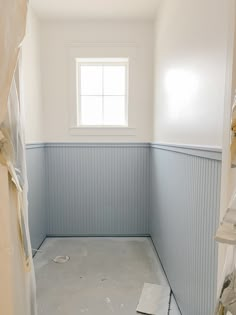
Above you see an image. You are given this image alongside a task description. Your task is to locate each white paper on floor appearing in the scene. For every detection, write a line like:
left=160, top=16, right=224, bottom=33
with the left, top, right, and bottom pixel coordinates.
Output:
left=137, top=283, right=171, bottom=315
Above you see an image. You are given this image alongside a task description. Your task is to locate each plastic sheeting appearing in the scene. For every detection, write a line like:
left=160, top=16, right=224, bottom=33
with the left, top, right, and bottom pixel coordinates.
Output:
left=215, top=246, right=236, bottom=314
left=231, top=94, right=236, bottom=167
left=0, top=0, right=27, bottom=125
left=0, top=1, right=37, bottom=315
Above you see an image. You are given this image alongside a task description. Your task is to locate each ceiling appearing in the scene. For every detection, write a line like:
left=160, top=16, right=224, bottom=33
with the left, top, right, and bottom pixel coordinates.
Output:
left=31, top=0, right=161, bottom=20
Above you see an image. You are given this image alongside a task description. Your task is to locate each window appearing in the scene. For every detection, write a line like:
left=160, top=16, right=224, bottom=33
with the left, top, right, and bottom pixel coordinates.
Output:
left=76, top=58, right=128, bottom=127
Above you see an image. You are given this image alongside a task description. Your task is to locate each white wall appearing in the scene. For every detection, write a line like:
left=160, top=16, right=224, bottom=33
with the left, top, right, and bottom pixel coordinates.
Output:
left=153, top=0, right=235, bottom=295
left=153, top=0, right=232, bottom=147
left=40, top=20, right=154, bottom=142
left=22, top=7, right=43, bottom=144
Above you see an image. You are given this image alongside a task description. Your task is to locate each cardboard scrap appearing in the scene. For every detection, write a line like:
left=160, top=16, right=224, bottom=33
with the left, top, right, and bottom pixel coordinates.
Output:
left=137, top=283, right=170, bottom=315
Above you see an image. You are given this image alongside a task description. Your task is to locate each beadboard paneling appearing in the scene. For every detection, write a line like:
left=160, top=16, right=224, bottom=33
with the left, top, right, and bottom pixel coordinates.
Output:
left=45, top=143, right=150, bottom=236
left=26, top=141, right=222, bottom=315
left=26, top=144, right=46, bottom=254
left=150, top=145, right=221, bottom=315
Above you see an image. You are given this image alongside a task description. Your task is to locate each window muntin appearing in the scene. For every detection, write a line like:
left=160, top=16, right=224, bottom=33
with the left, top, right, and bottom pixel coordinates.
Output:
left=76, top=58, right=128, bottom=127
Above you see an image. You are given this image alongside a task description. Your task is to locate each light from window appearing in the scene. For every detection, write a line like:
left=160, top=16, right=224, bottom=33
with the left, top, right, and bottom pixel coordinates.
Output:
left=76, top=58, right=128, bottom=126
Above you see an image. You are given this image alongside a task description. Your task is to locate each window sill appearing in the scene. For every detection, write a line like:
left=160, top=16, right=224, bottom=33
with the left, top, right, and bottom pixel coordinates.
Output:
left=69, top=126, right=136, bottom=136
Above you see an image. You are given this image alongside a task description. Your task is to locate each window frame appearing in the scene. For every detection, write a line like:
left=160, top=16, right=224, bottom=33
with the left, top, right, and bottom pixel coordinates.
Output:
left=76, top=58, right=129, bottom=128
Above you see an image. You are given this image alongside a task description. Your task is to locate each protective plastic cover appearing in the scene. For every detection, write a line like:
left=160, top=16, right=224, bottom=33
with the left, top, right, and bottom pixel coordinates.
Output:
left=0, top=1, right=37, bottom=315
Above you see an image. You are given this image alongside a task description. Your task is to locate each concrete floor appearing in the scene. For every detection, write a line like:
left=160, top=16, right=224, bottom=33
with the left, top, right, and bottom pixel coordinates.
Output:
left=34, top=237, right=180, bottom=315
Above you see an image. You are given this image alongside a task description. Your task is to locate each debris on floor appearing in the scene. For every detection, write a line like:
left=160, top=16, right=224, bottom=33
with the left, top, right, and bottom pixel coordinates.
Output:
left=35, top=238, right=181, bottom=315
left=53, top=255, right=70, bottom=263
left=136, top=283, right=171, bottom=315
left=105, top=297, right=114, bottom=313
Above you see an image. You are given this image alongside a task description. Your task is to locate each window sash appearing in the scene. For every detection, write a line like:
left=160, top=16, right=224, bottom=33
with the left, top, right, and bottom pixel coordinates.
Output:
left=76, top=60, right=128, bottom=127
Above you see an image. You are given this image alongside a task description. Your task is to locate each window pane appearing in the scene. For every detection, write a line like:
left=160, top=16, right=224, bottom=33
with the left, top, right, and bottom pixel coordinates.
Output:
left=80, top=66, right=102, bottom=95
left=80, top=96, right=103, bottom=125
left=103, top=66, right=126, bottom=95
left=103, top=96, right=126, bottom=125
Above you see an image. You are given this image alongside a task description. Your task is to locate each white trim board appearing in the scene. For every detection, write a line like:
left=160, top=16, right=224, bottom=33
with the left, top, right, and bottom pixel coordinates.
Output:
left=25, top=142, right=223, bottom=161
left=151, top=142, right=222, bottom=161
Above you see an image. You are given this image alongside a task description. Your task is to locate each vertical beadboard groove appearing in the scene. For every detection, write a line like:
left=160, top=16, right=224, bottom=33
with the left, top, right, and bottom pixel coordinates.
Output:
left=26, top=142, right=221, bottom=314
left=26, top=145, right=46, bottom=252
left=45, top=143, right=150, bottom=235
left=150, top=146, right=221, bottom=315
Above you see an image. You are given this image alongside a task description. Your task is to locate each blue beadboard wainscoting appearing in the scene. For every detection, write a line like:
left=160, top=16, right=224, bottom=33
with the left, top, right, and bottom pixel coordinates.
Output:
left=26, top=144, right=47, bottom=254
left=26, top=143, right=150, bottom=238
left=45, top=143, right=150, bottom=236
left=150, top=143, right=222, bottom=315
left=26, top=142, right=222, bottom=315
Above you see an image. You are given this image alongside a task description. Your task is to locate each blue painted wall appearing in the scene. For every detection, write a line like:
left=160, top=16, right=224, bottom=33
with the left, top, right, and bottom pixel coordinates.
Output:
left=150, top=144, right=221, bottom=315
left=45, top=143, right=150, bottom=235
left=26, top=143, right=150, bottom=239
left=26, top=144, right=46, bottom=254
left=26, top=142, right=222, bottom=314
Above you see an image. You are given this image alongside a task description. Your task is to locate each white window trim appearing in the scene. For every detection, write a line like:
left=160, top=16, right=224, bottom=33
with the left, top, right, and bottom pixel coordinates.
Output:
left=69, top=126, right=136, bottom=136
left=68, top=43, right=137, bottom=137
left=76, top=58, right=129, bottom=128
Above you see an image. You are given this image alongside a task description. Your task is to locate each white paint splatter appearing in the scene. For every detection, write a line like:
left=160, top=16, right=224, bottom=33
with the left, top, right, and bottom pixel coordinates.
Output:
left=105, top=297, right=114, bottom=313
left=80, top=308, right=89, bottom=313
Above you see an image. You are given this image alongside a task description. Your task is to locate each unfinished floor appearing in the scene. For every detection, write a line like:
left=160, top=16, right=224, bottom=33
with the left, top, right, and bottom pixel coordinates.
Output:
left=34, top=237, right=180, bottom=315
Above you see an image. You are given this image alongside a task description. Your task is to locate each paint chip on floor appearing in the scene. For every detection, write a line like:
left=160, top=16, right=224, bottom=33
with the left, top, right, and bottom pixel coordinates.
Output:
left=137, top=283, right=170, bottom=315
